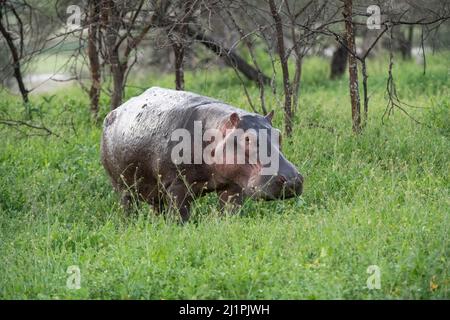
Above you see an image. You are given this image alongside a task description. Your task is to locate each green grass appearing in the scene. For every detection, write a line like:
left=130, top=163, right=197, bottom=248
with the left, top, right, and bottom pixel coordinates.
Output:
left=0, top=52, right=449, bottom=299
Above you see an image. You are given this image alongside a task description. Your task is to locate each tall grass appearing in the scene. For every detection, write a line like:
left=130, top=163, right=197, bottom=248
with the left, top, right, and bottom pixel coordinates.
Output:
left=0, top=52, right=449, bottom=299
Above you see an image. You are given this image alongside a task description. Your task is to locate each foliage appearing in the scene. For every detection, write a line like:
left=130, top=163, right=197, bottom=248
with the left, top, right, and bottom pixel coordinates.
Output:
left=0, top=53, right=449, bottom=299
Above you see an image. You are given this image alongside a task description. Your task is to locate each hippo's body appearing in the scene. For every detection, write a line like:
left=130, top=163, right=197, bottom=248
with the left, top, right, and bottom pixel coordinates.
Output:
left=101, top=87, right=303, bottom=221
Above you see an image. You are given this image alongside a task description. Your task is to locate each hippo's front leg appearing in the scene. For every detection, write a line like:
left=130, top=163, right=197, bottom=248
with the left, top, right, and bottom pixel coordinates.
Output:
left=120, top=190, right=141, bottom=215
left=166, top=182, right=192, bottom=223
left=218, top=186, right=243, bottom=213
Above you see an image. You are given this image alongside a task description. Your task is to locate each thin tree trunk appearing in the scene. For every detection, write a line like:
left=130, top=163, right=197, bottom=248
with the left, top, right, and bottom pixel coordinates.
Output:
left=405, top=25, right=414, bottom=59
left=330, top=40, right=348, bottom=79
left=110, top=64, right=125, bottom=110
left=406, top=25, right=413, bottom=59
left=399, top=25, right=413, bottom=60
left=87, top=0, right=101, bottom=119
left=292, top=55, right=302, bottom=112
left=170, top=0, right=193, bottom=91
left=289, top=22, right=303, bottom=113
left=102, top=0, right=125, bottom=110
left=269, top=0, right=292, bottom=136
left=0, top=7, right=29, bottom=104
left=361, top=58, right=368, bottom=126
left=343, top=0, right=361, bottom=133
left=421, top=26, right=426, bottom=75
left=172, top=42, right=185, bottom=90
left=360, top=25, right=389, bottom=127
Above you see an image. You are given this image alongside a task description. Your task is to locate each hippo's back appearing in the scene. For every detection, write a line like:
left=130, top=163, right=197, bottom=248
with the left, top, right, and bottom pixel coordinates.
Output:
left=103, top=87, right=220, bottom=143
left=100, top=87, right=244, bottom=184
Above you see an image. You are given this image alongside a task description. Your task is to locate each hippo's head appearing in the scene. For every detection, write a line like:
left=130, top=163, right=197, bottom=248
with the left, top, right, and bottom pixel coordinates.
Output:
left=213, top=111, right=303, bottom=200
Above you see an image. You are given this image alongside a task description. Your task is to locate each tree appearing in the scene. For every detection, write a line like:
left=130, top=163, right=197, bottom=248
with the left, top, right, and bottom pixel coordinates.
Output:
left=269, top=0, right=293, bottom=136
left=343, top=0, right=361, bottom=133
left=100, top=0, right=153, bottom=110
left=87, top=0, right=101, bottom=119
left=0, top=1, right=29, bottom=104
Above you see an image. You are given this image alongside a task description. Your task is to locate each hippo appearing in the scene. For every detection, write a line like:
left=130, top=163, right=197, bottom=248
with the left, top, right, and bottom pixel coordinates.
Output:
left=101, top=87, right=303, bottom=222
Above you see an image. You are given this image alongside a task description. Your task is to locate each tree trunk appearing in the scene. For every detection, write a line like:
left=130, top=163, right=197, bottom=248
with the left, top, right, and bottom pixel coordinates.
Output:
left=110, top=63, right=125, bottom=110
left=361, top=58, right=368, bottom=126
left=406, top=25, right=413, bottom=59
left=87, top=0, right=101, bottom=119
left=343, top=0, right=361, bottom=133
left=0, top=6, right=29, bottom=104
left=186, top=27, right=271, bottom=86
left=102, top=0, right=125, bottom=110
left=330, top=40, right=348, bottom=79
left=398, top=25, right=413, bottom=60
left=172, top=42, right=185, bottom=90
left=269, top=0, right=292, bottom=136
left=289, top=21, right=303, bottom=113
left=170, top=0, right=193, bottom=91
left=292, top=55, right=302, bottom=112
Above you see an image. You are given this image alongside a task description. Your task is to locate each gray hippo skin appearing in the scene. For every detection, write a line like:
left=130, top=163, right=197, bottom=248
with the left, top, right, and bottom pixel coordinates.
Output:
left=101, top=87, right=303, bottom=222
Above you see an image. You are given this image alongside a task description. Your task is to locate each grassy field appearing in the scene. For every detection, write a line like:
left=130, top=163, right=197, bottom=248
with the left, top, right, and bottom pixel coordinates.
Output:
left=0, top=53, right=449, bottom=299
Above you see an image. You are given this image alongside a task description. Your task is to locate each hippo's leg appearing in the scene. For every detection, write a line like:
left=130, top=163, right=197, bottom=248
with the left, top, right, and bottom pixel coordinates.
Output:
left=219, top=187, right=243, bottom=213
left=120, top=190, right=141, bottom=214
left=166, top=182, right=192, bottom=223
left=141, top=186, right=165, bottom=215
left=150, top=198, right=165, bottom=215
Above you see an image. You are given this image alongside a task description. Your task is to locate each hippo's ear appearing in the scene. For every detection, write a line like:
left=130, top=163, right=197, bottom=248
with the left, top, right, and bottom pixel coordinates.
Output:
left=265, top=110, right=274, bottom=124
left=229, top=112, right=240, bottom=127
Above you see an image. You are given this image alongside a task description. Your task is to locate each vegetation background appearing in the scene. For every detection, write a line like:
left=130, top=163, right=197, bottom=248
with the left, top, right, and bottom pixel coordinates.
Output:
left=0, top=0, right=449, bottom=299
left=1, top=51, right=448, bottom=299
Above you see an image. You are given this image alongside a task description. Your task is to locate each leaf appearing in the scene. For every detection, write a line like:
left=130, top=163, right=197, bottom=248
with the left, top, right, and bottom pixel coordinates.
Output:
left=429, top=276, right=438, bottom=291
